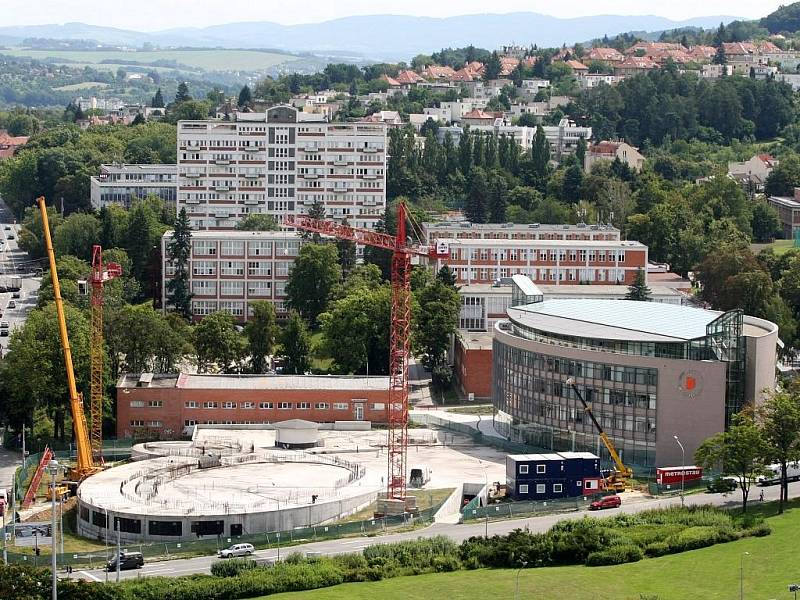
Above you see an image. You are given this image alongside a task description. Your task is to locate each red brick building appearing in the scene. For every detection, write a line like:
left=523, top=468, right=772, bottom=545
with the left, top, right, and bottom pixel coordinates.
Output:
left=116, top=373, right=390, bottom=438
left=454, top=334, right=493, bottom=399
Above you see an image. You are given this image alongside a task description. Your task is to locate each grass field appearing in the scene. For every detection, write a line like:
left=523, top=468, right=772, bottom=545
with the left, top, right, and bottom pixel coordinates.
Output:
left=52, top=81, right=110, bottom=91
left=445, top=405, right=493, bottom=416
left=2, top=48, right=300, bottom=72
left=263, top=501, right=800, bottom=600
left=752, top=239, right=797, bottom=256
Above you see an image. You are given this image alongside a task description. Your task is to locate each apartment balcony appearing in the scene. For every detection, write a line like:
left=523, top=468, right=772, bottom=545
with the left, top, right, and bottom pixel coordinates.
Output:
left=243, top=147, right=261, bottom=153
left=214, top=159, right=231, bottom=165
left=301, top=173, right=319, bottom=179
left=363, top=147, right=378, bottom=153
left=243, top=173, right=261, bottom=179
left=183, top=173, right=201, bottom=178
left=333, top=187, right=349, bottom=194
left=362, top=174, right=377, bottom=180
left=333, top=159, right=349, bottom=166
left=214, top=185, right=231, bottom=192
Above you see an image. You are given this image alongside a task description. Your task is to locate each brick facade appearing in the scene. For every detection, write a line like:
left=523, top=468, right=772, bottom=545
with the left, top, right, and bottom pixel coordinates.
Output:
left=116, top=373, right=390, bottom=438
left=453, top=336, right=493, bottom=399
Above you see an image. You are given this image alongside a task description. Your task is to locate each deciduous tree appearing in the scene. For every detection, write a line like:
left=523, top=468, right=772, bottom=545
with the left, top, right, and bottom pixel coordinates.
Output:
left=286, top=243, right=341, bottom=325
left=246, top=301, right=277, bottom=373
left=280, top=311, right=311, bottom=375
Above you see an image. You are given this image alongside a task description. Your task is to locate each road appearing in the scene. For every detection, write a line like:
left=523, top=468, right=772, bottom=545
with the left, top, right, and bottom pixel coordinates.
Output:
left=0, top=194, right=42, bottom=494
left=75, top=479, right=800, bottom=582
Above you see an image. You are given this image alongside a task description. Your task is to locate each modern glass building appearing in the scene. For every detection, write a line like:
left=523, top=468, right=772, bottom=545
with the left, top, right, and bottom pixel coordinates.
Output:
left=492, top=289, right=778, bottom=470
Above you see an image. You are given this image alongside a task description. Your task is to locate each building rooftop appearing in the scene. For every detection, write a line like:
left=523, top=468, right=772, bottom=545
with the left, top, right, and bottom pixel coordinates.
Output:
left=161, top=230, right=301, bottom=240
left=444, top=238, right=645, bottom=248
left=100, top=163, right=177, bottom=173
left=423, top=221, right=619, bottom=233
left=459, top=332, right=494, bottom=350
left=769, top=195, right=800, bottom=208
left=458, top=283, right=685, bottom=299
left=118, top=373, right=389, bottom=391
left=508, top=299, right=722, bottom=343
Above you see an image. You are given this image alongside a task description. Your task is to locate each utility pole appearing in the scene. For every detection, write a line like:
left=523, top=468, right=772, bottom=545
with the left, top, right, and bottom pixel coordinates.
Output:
left=116, top=521, right=121, bottom=583
left=48, top=459, right=59, bottom=600
left=674, top=435, right=685, bottom=507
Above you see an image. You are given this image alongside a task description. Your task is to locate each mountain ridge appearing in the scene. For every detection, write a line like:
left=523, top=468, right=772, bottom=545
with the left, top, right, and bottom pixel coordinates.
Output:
left=0, top=13, right=743, bottom=60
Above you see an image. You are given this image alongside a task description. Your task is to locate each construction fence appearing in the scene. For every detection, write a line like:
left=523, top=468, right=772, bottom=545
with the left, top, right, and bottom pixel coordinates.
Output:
left=2, top=501, right=446, bottom=569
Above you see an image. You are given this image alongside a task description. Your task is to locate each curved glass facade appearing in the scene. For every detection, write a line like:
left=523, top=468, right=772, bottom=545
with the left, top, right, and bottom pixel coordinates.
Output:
left=493, top=339, right=658, bottom=468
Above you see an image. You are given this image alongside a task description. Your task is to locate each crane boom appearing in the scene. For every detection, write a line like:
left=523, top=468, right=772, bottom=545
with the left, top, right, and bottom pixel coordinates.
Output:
left=566, top=377, right=633, bottom=484
left=284, top=205, right=427, bottom=502
left=38, top=197, right=96, bottom=478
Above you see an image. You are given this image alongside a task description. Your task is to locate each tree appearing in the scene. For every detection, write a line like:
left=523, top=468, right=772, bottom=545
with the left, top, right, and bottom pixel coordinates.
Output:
left=300, top=200, right=326, bottom=242
left=488, top=170, right=508, bottom=223
left=235, top=213, right=278, bottom=231
left=625, top=268, right=651, bottom=301
left=175, top=82, right=191, bottom=104
left=336, top=218, right=357, bottom=278
left=320, top=283, right=391, bottom=375
left=52, top=212, right=100, bottom=262
left=151, top=88, right=165, bottom=108
left=757, top=390, right=800, bottom=513
left=436, top=265, right=458, bottom=287
left=280, top=311, right=311, bottom=374
left=194, top=311, right=247, bottom=373
left=246, top=301, right=277, bottom=373
left=484, top=51, right=502, bottom=80
left=765, top=153, right=800, bottom=197
left=125, top=200, right=168, bottom=299
left=713, top=45, right=727, bottom=65
left=465, top=167, right=489, bottom=223
left=413, top=279, right=460, bottom=369
left=529, top=126, right=550, bottom=189
left=0, top=302, right=90, bottom=441
left=695, top=413, right=769, bottom=513
left=576, top=136, right=587, bottom=169
left=285, top=243, right=341, bottom=325
left=751, top=202, right=781, bottom=243
left=238, top=85, right=253, bottom=108
left=18, top=204, right=65, bottom=260
left=561, top=163, right=584, bottom=201
left=166, top=207, right=192, bottom=320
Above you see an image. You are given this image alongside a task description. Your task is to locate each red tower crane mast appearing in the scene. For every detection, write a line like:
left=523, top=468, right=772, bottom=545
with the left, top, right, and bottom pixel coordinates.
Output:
left=284, top=203, right=441, bottom=502
left=89, top=245, right=122, bottom=461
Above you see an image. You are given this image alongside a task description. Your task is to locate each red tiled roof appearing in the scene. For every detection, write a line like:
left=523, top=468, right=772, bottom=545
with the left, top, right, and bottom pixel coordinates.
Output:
left=395, top=70, right=425, bottom=85
left=587, top=47, right=624, bottom=62
left=423, top=65, right=457, bottom=79
left=451, top=68, right=474, bottom=82
left=380, top=74, right=400, bottom=87
left=722, top=41, right=757, bottom=55
left=565, top=59, right=589, bottom=71
left=462, top=109, right=496, bottom=120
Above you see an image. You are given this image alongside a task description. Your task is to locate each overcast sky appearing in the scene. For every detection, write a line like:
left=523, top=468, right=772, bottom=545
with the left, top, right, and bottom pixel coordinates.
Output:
left=0, top=0, right=785, bottom=30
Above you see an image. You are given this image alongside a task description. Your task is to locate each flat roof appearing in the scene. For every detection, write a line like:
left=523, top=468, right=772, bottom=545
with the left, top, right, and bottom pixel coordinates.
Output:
left=100, top=163, right=177, bottom=173
left=769, top=195, right=800, bottom=208
left=162, top=230, right=301, bottom=240
left=508, top=299, right=722, bottom=342
left=118, top=373, right=389, bottom=391
left=444, top=239, right=644, bottom=248
left=457, top=283, right=684, bottom=298
left=459, top=332, right=494, bottom=350
left=423, top=221, right=619, bottom=233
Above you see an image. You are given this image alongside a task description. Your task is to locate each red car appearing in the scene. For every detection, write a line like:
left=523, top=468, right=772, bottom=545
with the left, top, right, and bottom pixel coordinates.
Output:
left=589, top=495, right=621, bottom=510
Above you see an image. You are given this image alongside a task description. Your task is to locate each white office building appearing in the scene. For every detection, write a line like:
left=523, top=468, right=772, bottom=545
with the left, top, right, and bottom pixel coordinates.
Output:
left=177, top=105, right=387, bottom=231
left=90, top=164, right=177, bottom=210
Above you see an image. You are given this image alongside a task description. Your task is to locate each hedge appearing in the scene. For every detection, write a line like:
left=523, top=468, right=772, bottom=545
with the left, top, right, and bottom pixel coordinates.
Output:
left=585, top=544, right=644, bottom=566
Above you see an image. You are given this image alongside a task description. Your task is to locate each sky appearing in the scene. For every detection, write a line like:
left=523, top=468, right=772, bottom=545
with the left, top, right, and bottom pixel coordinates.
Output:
left=0, top=0, right=787, bottom=30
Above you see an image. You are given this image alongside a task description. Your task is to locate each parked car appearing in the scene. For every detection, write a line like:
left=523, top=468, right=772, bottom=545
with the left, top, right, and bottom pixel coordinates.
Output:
left=11, top=292, right=19, bottom=299
left=106, top=551, right=144, bottom=571
left=589, top=495, right=621, bottom=511
left=218, top=543, right=254, bottom=558
left=7, top=301, right=15, bottom=309
left=707, top=477, right=738, bottom=493
left=7, top=235, right=14, bottom=240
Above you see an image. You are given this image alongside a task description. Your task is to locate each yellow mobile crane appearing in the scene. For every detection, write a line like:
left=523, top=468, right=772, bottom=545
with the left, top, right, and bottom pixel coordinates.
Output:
left=38, top=197, right=98, bottom=481
left=565, top=377, right=633, bottom=491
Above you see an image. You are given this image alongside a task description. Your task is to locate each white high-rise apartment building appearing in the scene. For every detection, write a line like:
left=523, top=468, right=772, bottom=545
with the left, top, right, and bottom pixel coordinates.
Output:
left=177, top=105, right=387, bottom=230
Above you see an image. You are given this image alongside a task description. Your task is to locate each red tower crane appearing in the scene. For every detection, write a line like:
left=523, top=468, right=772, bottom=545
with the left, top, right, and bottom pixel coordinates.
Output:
left=89, top=245, right=122, bottom=461
left=284, top=203, right=443, bottom=503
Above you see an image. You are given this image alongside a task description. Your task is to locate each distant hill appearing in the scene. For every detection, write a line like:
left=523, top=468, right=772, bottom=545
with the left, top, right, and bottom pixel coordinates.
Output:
left=0, top=13, right=742, bottom=60
left=761, top=2, right=800, bottom=34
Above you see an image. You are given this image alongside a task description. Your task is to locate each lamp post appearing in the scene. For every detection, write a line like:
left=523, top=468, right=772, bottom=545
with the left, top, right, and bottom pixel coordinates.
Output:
left=740, top=551, right=750, bottom=600
left=673, top=435, right=685, bottom=507
left=47, top=459, right=59, bottom=600
left=514, top=561, right=528, bottom=600
left=789, top=584, right=799, bottom=600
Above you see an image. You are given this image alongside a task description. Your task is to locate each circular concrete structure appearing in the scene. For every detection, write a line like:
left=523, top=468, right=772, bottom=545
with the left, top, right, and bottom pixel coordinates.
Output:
left=274, top=419, right=320, bottom=449
left=77, top=445, right=372, bottom=543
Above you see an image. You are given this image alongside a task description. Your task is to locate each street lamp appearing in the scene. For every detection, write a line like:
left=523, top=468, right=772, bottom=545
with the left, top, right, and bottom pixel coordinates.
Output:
left=47, top=459, right=60, bottom=600
left=514, top=561, right=528, bottom=600
left=790, top=584, right=799, bottom=600
left=740, top=551, right=750, bottom=600
left=673, top=435, right=685, bottom=507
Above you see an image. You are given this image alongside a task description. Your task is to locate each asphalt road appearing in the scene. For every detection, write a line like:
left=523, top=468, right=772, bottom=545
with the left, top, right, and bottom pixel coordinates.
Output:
left=0, top=195, right=42, bottom=494
left=75, top=479, right=800, bottom=582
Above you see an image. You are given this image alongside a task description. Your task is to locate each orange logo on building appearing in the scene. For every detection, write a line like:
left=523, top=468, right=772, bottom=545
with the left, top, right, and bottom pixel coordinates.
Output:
left=684, top=375, right=696, bottom=391
left=679, top=371, right=702, bottom=397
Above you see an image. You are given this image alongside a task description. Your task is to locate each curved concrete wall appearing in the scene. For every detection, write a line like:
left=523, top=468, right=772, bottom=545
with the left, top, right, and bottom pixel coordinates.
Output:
left=743, top=315, right=779, bottom=406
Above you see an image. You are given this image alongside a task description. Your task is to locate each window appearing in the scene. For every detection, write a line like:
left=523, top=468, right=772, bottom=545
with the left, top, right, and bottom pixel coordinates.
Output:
left=148, top=421, right=163, bottom=427
left=278, top=402, right=292, bottom=409
left=184, top=419, right=197, bottom=427
left=519, top=484, right=529, bottom=494
left=220, top=281, right=244, bottom=296
left=248, top=280, right=272, bottom=296
left=185, top=401, right=197, bottom=409
left=193, top=240, right=216, bottom=256
left=297, top=402, right=310, bottom=410
left=259, top=402, right=273, bottom=409
left=223, top=402, right=236, bottom=409
left=192, top=261, right=216, bottom=276
left=372, top=403, right=385, bottom=411
left=248, top=262, right=272, bottom=277
left=130, top=420, right=144, bottom=427
left=203, top=402, right=218, bottom=409
left=129, top=400, right=144, bottom=408
left=192, top=280, right=217, bottom=296
left=315, top=402, right=328, bottom=410
left=221, top=240, right=245, bottom=256
left=334, top=403, right=348, bottom=410
left=553, top=484, right=563, bottom=493
left=519, top=465, right=529, bottom=474
left=242, top=402, right=254, bottom=409
left=148, top=400, right=163, bottom=408
left=536, top=484, right=546, bottom=494
left=221, top=261, right=245, bottom=276
left=536, top=464, right=546, bottom=474
left=148, top=520, right=182, bottom=537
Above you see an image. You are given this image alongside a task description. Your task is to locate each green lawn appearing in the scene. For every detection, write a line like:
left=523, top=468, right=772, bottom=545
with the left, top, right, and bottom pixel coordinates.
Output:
left=752, top=239, right=797, bottom=256
left=445, top=405, right=493, bottom=416
left=52, top=81, right=110, bottom=91
left=2, top=48, right=300, bottom=72
left=263, top=502, right=800, bottom=600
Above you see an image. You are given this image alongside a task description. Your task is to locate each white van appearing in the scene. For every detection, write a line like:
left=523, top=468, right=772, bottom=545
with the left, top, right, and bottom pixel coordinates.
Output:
left=218, top=543, right=254, bottom=558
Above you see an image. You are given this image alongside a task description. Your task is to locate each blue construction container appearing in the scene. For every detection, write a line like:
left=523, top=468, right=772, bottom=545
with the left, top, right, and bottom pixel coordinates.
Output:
left=507, top=452, right=602, bottom=500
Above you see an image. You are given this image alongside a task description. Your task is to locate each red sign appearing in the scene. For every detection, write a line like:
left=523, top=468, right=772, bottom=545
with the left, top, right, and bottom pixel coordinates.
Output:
left=656, top=466, right=703, bottom=485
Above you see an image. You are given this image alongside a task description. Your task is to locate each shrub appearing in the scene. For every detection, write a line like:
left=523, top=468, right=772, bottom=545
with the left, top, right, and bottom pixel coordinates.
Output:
left=210, top=558, right=258, bottom=577
left=666, top=526, right=720, bottom=552
left=743, top=522, right=771, bottom=537
left=432, top=555, right=462, bottom=572
left=643, top=541, right=670, bottom=557
left=585, top=544, right=644, bottom=566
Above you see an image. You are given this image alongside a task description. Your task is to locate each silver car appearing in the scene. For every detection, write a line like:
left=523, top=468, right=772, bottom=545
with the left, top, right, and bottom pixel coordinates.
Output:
left=218, top=543, right=254, bottom=558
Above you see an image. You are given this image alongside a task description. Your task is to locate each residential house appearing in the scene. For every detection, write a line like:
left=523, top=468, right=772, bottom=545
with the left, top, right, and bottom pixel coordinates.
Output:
left=728, top=154, right=778, bottom=192
left=688, top=45, right=717, bottom=62
left=585, top=141, right=645, bottom=173
left=422, top=65, right=457, bottom=80
left=768, top=189, right=800, bottom=239
left=462, top=109, right=502, bottom=126
left=586, top=47, right=625, bottom=63
left=395, top=70, right=425, bottom=86
left=499, top=57, right=520, bottom=76
left=577, top=74, right=622, bottom=89
left=702, top=64, right=735, bottom=79
left=0, top=130, right=28, bottom=159
left=564, top=59, right=589, bottom=74
left=360, top=110, right=404, bottom=127
left=379, top=74, right=401, bottom=89
left=542, top=118, right=593, bottom=159
left=614, top=56, right=658, bottom=77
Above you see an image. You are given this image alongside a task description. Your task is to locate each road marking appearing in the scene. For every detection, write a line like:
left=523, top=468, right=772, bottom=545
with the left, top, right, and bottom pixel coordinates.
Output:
left=80, top=570, right=102, bottom=582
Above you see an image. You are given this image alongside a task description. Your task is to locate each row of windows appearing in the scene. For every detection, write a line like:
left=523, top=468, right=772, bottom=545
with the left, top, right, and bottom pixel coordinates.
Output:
left=183, top=401, right=383, bottom=410
left=130, top=420, right=163, bottom=427
left=448, top=249, right=630, bottom=262
left=519, top=483, right=563, bottom=494
left=129, top=400, right=163, bottom=408
left=447, top=265, right=630, bottom=283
